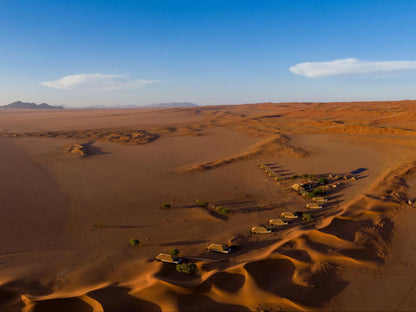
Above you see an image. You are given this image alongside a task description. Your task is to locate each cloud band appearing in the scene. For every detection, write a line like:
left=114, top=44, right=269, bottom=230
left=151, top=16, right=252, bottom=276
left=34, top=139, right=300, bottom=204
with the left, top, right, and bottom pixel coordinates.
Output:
left=290, top=58, right=416, bottom=78
left=41, top=73, right=160, bottom=90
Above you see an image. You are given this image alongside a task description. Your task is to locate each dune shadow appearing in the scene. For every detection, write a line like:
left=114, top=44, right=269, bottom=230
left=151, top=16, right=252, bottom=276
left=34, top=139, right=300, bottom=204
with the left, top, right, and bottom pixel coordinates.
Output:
left=319, top=217, right=372, bottom=242
left=210, top=272, right=245, bottom=292
left=277, top=248, right=312, bottom=262
left=82, top=141, right=110, bottom=156
left=0, top=286, right=24, bottom=312
left=33, top=297, right=93, bottom=312
left=244, top=259, right=348, bottom=307
left=197, top=271, right=245, bottom=293
left=3, top=280, right=53, bottom=297
left=88, top=286, right=161, bottom=312
left=350, top=168, right=367, bottom=175
left=304, top=239, right=333, bottom=254
left=176, top=293, right=250, bottom=312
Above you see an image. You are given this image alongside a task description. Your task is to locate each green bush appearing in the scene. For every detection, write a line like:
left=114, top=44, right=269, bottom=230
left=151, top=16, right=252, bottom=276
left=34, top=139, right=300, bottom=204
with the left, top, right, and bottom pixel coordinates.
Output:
left=161, top=202, right=171, bottom=209
left=129, top=238, right=140, bottom=246
left=291, top=174, right=299, bottom=179
left=302, top=174, right=316, bottom=180
left=318, top=178, right=328, bottom=185
left=196, top=199, right=209, bottom=207
left=170, top=248, right=179, bottom=256
left=176, top=263, right=197, bottom=274
left=215, top=206, right=230, bottom=215
left=307, top=187, right=327, bottom=198
left=302, top=213, right=315, bottom=222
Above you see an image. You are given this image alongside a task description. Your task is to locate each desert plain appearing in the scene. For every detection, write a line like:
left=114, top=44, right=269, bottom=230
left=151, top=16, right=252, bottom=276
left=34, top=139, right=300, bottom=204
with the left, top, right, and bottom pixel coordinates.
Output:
left=2, top=101, right=416, bottom=311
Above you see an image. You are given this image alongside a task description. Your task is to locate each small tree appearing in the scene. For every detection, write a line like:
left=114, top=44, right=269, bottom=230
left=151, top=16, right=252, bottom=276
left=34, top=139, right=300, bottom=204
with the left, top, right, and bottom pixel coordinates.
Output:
left=196, top=199, right=209, bottom=207
left=94, top=222, right=104, bottom=228
left=161, top=202, right=171, bottom=209
left=170, top=248, right=179, bottom=256
left=318, top=178, right=328, bottom=185
left=307, top=187, right=327, bottom=198
left=176, top=263, right=196, bottom=274
left=216, top=206, right=230, bottom=215
left=129, top=238, right=140, bottom=246
left=302, top=213, right=315, bottom=222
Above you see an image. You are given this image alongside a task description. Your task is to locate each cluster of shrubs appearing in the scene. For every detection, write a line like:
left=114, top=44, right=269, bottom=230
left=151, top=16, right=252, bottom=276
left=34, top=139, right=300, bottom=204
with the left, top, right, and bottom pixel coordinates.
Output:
left=318, top=177, right=328, bottom=185
left=129, top=238, right=140, bottom=246
left=195, top=199, right=209, bottom=207
left=94, top=222, right=104, bottom=228
left=302, top=213, right=315, bottom=222
left=176, top=263, right=197, bottom=274
left=302, top=173, right=315, bottom=180
left=166, top=248, right=197, bottom=275
left=170, top=248, right=179, bottom=256
left=161, top=202, right=171, bottom=209
left=215, top=206, right=230, bottom=215
left=307, top=187, right=327, bottom=198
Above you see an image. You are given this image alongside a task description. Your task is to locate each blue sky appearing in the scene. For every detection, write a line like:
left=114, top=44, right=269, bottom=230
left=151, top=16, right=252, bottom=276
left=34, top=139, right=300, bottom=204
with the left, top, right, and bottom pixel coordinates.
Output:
left=1, top=0, right=416, bottom=107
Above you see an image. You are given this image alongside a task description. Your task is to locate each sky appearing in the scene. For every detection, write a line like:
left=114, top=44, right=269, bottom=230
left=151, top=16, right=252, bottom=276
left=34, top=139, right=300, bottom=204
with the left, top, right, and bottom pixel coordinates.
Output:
left=1, top=0, right=416, bottom=107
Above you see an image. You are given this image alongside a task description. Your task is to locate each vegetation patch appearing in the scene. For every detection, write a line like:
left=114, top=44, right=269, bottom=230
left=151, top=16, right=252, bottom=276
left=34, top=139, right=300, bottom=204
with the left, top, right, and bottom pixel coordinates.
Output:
left=215, top=206, right=230, bottom=215
left=129, top=238, right=140, bottom=246
left=307, top=187, right=327, bottom=198
left=161, top=202, right=171, bottom=209
left=176, top=263, right=197, bottom=274
left=318, top=177, right=328, bottom=185
left=302, top=213, right=315, bottom=222
left=170, top=248, right=180, bottom=256
left=196, top=199, right=209, bottom=207
left=94, top=222, right=104, bottom=228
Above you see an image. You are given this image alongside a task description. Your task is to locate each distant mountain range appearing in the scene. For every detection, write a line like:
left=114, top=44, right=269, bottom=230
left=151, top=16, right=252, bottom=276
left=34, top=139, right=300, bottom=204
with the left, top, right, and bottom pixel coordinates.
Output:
left=1, top=101, right=198, bottom=109
left=2, top=101, right=63, bottom=109
left=142, top=102, right=198, bottom=108
left=83, top=102, right=198, bottom=109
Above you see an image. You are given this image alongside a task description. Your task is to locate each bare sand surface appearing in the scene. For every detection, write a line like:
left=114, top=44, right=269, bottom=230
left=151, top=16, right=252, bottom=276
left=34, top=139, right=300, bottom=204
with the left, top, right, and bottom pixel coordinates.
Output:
left=2, top=101, right=416, bottom=311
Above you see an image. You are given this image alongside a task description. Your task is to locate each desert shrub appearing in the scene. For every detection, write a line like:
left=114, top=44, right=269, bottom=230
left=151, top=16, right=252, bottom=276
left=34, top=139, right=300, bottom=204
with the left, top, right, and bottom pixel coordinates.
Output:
left=302, top=213, right=315, bottom=222
left=176, top=263, right=197, bottom=274
left=302, top=174, right=316, bottom=180
left=170, top=248, right=179, bottom=256
left=318, top=178, right=328, bottom=185
left=291, top=174, right=299, bottom=179
left=161, top=202, right=171, bottom=209
left=216, top=206, right=230, bottom=215
left=129, top=238, right=140, bottom=246
left=94, top=222, right=104, bottom=228
left=196, top=199, right=209, bottom=207
left=307, top=187, right=327, bottom=198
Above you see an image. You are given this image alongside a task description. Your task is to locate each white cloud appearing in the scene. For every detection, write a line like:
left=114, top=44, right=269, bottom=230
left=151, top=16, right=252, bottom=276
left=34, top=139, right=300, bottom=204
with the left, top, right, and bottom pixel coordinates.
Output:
left=41, top=73, right=160, bottom=90
left=290, top=58, right=416, bottom=78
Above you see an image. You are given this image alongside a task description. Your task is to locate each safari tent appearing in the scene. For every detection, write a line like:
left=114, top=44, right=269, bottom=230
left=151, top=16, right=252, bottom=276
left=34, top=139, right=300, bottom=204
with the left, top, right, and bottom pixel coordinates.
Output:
left=306, top=203, right=322, bottom=209
left=280, top=212, right=298, bottom=220
left=155, top=253, right=182, bottom=264
left=269, top=219, right=288, bottom=226
left=251, top=226, right=272, bottom=234
left=313, top=197, right=328, bottom=204
left=205, top=243, right=231, bottom=254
